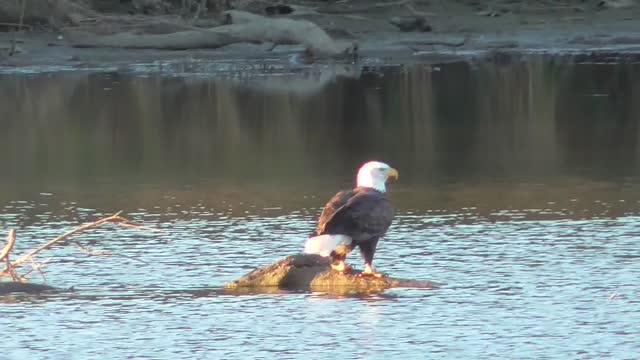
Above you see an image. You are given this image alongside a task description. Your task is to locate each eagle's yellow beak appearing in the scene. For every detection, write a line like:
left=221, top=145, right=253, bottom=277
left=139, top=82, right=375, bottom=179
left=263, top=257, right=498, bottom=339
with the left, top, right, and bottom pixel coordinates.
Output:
left=386, top=167, right=399, bottom=180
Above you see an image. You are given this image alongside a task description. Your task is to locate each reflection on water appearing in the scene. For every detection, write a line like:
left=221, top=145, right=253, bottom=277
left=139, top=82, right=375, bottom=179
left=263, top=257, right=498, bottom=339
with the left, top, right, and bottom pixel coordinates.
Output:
left=1, top=56, right=639, bottom=359
left=1, top=58, right=640, bottom=204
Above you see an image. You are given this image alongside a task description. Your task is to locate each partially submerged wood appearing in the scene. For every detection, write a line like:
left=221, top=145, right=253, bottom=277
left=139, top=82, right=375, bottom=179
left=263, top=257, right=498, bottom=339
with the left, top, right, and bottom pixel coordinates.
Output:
left=0, top=282, right=60, bottom=295
left=225, top=254, right=437, bottom=292
left=1, top=212, right=157, bottom=283
left=65, top=10, right=350, bottom=56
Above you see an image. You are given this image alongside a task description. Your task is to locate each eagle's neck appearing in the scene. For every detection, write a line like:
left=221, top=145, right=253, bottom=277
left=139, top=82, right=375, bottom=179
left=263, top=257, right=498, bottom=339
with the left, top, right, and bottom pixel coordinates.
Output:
left=356, top=179, right=386, bottom=193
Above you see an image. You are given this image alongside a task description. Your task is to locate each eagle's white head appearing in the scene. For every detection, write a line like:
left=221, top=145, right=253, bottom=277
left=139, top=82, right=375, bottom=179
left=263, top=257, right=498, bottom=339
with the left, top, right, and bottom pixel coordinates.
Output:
left=356, top=161, right=399, bottom=193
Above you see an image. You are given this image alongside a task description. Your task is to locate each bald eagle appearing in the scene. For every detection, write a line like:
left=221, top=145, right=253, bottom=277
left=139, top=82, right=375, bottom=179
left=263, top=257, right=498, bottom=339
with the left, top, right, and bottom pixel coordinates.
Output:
left=304, top=161, right=398, bottom=277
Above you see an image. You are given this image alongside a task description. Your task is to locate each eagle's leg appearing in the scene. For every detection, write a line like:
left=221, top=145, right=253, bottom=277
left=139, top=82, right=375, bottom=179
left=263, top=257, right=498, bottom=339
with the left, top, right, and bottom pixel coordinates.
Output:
left=358, top=238, right=383, bottom=278
left=330, top=243, right=354, bottom=274
left=330, top=258, right=351, bottom=273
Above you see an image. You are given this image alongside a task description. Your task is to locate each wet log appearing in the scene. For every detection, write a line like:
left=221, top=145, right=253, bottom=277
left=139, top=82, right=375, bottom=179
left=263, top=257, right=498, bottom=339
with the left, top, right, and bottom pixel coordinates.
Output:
left=224, top=254, right=437, bottom=292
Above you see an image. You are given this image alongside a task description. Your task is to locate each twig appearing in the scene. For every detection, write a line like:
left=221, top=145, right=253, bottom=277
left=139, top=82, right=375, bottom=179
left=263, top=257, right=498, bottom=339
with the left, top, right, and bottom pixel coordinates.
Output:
left=115, top=219, right=164, bottom=232
left=1, top=229, right=16, bottom=263
left=30, top=257, right=49, bottom=282
left=1, top=230, right=23, bottom=281
left=75, top=241, right=151, bottom=265
left=116, top=253, right=151, bottom=265
left=20, top=258, right=51, bottom=281
left=4, top=257, right=23, bottom=282
left=75, top=242, right=112, bottom=257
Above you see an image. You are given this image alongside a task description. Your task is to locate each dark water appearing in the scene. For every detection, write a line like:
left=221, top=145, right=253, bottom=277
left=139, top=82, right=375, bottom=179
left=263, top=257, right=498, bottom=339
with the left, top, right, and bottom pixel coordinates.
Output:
left=1, top=56, right=639, bottom=359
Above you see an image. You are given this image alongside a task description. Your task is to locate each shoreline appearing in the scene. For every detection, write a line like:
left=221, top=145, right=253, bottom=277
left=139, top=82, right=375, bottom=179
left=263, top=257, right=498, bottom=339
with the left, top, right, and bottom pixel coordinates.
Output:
left=2, top=3, right=640, bottom=74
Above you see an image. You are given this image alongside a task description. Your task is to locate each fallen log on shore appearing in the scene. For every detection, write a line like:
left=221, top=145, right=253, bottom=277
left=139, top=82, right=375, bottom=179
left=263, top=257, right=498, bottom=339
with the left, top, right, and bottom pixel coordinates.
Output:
left=65, top=10, right=352, bottom=56
left=225, top=254, right=438, bottom=293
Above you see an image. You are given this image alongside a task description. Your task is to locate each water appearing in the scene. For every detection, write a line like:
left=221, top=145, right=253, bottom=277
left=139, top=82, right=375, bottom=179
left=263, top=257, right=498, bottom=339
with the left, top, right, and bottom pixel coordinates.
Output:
left=1, top=56, right=639, bottom=359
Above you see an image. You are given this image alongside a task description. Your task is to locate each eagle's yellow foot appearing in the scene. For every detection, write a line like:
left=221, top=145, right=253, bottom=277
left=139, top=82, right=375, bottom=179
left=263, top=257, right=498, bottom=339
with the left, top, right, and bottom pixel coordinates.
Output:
left=331, top=260, right=352, bottom=274
left=359, top=264, right=384, bottom=278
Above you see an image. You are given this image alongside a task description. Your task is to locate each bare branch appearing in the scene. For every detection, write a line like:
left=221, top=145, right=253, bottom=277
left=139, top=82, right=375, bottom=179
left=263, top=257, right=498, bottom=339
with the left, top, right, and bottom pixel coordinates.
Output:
left=1, top=212, right=157, bottom=282
left=29, top=257, right=50, bottom=283
left=75, top=241, right=151, bottom=265
left=1, top=229, right=16, bottom=263
left=0, top=230, right=23, bottom=282
left=20, top=258, right=50, bottom=280
left=114, top=218, right=164, bottom=232
left=115, top=253, right=151, bottom=265
left=12, top=212, right=124, bottom=266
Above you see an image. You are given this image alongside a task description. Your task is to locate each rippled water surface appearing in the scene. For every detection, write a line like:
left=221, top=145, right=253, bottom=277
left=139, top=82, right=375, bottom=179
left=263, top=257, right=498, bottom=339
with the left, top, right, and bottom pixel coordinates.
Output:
left=1, top=57, right=640, bottom=359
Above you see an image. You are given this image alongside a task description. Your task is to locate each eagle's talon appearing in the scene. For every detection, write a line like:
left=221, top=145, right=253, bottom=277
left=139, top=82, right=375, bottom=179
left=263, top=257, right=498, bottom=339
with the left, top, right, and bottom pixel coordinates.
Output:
left=331, top=260, right=352, bottom=274
left=357, top=271, right=385, bottom=278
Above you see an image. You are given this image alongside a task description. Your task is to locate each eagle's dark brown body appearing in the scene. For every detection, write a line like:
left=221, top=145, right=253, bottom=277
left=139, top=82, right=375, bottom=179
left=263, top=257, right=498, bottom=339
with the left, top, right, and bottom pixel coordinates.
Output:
left=312, top=186, right=394, bottom=266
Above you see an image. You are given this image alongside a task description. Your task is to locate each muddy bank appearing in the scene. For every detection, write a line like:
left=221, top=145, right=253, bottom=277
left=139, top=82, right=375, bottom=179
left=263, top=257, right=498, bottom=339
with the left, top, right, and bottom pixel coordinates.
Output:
left=1, top=1, right=640, bottom=72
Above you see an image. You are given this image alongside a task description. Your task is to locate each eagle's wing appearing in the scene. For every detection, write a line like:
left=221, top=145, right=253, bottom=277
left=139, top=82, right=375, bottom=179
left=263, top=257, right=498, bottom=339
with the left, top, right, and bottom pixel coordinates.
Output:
left=318, top=189, right=394, bottom=243
left=314, top=189, right=355, bottom=236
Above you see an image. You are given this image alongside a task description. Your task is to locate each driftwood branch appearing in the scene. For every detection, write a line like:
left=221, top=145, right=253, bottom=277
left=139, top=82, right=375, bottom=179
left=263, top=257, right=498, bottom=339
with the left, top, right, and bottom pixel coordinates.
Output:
left=13, top=211, right=125, bottom=266
left=225, top=254, right=437, bottom=294
left=65, top=10, right=351, bottom=56
left=0, top=229, right=16, bottom=263
left=1, top=212, right=157, bottom=283
left=1, top=230, right=22, bottom=282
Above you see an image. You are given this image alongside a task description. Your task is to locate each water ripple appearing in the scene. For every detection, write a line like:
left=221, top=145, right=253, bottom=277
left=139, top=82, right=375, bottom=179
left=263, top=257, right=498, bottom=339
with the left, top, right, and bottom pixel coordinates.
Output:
left=1, top=199, right=639, bottom=359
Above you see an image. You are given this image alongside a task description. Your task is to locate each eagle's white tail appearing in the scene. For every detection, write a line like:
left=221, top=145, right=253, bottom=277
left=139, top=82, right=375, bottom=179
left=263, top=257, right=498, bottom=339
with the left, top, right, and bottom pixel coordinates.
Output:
left=304, top=234, right=352, bottom=257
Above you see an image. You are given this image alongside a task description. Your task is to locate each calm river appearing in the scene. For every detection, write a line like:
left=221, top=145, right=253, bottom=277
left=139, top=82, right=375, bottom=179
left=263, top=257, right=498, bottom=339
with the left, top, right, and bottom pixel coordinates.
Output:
left=0, top=56, right=639, bottom=359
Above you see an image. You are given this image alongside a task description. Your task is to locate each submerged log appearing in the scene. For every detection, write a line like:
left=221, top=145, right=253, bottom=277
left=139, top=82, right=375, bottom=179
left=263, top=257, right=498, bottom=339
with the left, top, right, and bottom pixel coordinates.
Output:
left=0, top=282, right=60, bottom=295
left=224, top=254, right=438, bottom=292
